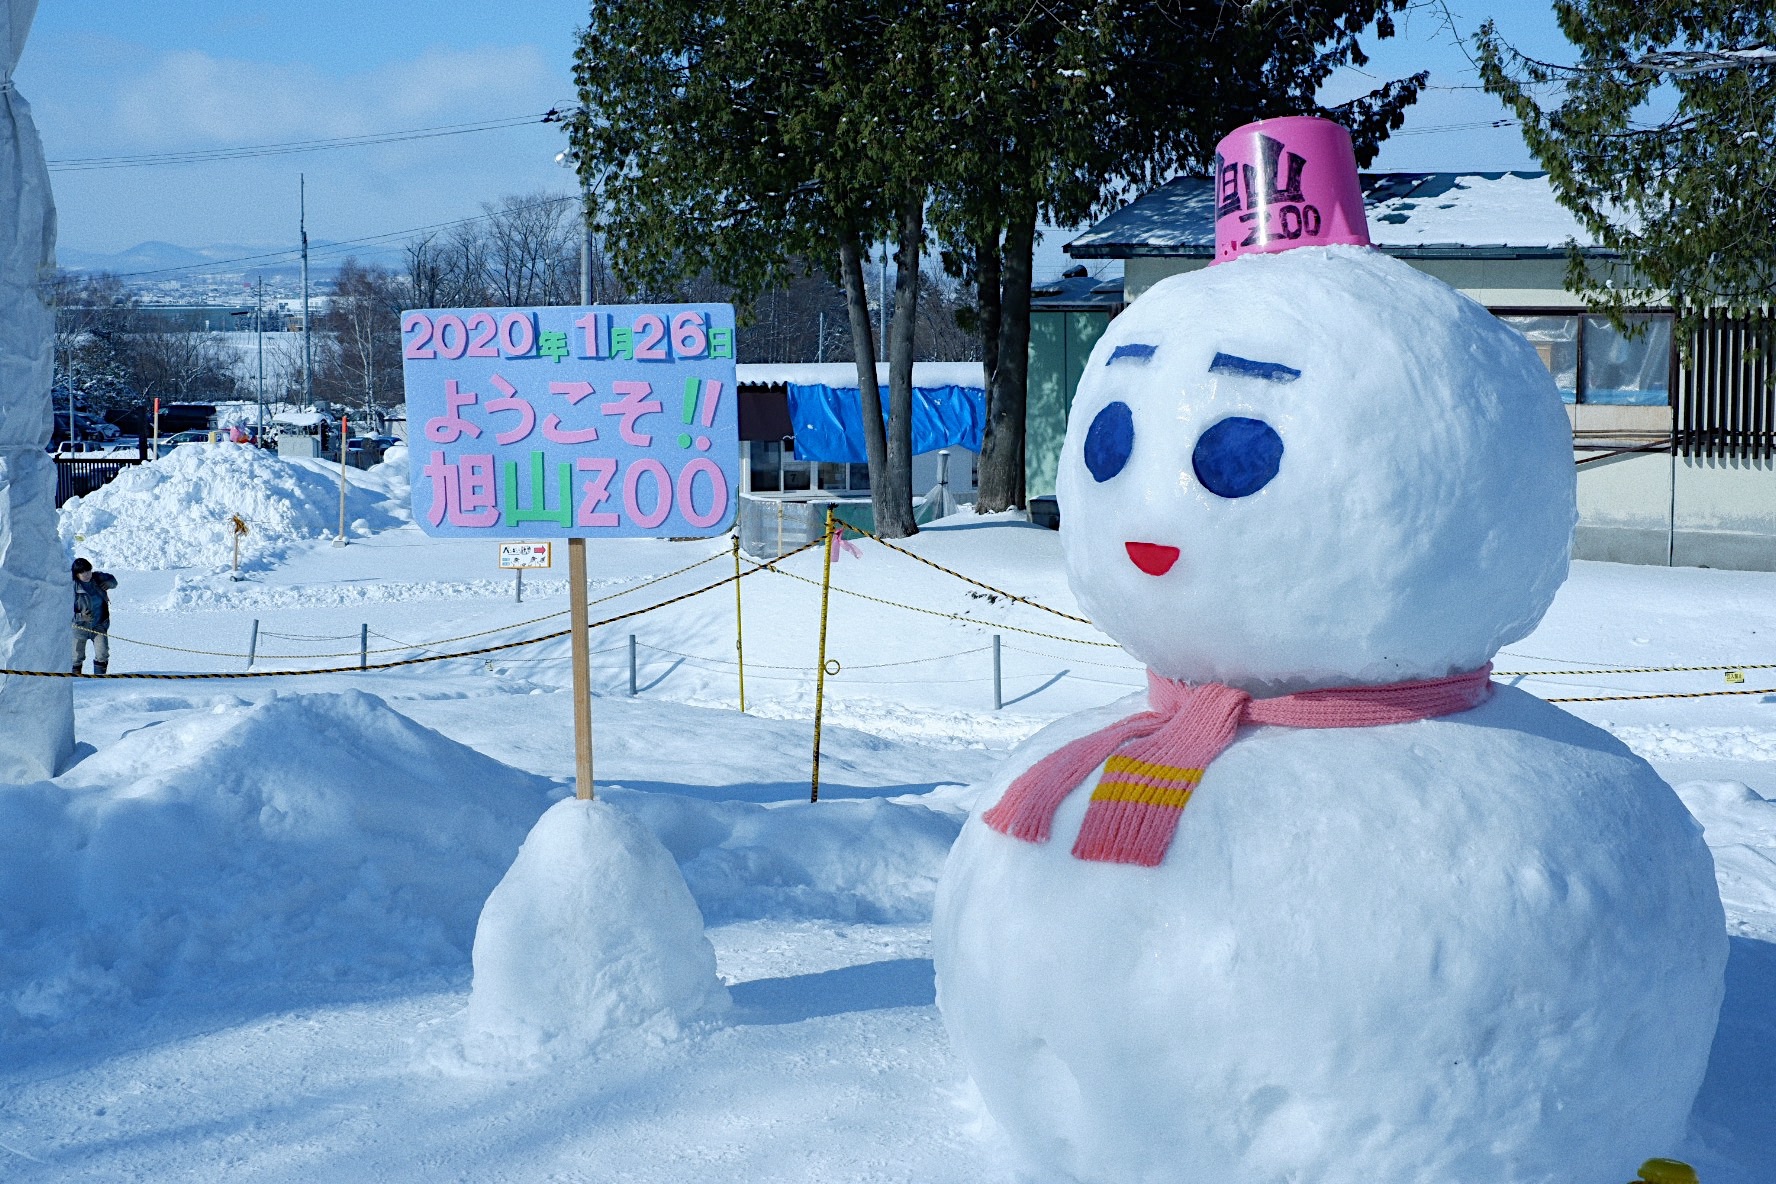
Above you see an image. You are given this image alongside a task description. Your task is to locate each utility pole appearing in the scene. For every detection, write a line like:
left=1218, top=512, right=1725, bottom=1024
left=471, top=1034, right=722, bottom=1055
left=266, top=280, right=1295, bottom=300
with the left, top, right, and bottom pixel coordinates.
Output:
left=63, top=335, right=73, bottom=449
left=877, top=243, right=887, bottom=363
left=300, top=174, right=313, bottom=410
left=255, top=276, right=265, bottom=444
left=580, top=192, right=593, bottom=307
left=364, top=320, right=373, bottom=432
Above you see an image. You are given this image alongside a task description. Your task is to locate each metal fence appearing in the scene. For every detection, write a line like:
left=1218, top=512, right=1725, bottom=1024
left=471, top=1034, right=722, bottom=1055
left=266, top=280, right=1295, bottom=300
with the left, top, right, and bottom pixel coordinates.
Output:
left=54, top=458, right=141, bottom=507
left=1677, top=309, right=1776, bottom=461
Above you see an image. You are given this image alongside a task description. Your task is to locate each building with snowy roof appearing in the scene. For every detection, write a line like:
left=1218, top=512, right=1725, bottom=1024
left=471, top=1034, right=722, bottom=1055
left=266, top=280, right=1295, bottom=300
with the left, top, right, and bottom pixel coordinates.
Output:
left=733, top=362, right=986, bottom=555
left=1039, top=170, right=1776, bottom=571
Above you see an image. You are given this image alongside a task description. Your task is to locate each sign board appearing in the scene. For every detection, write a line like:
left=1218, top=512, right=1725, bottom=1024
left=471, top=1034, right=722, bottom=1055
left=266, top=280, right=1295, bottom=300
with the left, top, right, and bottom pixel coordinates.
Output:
left=400, top=303, right=739, bottom=538
left=499, top=541, right=553, bottom=569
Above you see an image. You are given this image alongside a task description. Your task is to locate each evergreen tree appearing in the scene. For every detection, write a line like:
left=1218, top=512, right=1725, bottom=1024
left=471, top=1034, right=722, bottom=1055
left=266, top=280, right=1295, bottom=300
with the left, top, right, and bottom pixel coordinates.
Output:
left=937, top=0, right=1426, bottom=512
left=1477, top=3, right=1776, bottom=332
left=572, top=0, right=935, bottom=536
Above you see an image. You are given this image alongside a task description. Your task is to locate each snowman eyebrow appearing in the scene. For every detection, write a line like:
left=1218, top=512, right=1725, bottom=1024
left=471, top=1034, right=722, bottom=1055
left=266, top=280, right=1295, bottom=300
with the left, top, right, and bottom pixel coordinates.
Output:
left=1210, top=352, right=1301, bottom=383
left=1106, top=343, right=1158, bottom=365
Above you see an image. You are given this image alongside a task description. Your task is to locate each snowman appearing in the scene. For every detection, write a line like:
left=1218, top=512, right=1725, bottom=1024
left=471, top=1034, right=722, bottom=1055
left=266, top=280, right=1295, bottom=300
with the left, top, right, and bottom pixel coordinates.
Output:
left=933, top=117, right=1726, bottom=1184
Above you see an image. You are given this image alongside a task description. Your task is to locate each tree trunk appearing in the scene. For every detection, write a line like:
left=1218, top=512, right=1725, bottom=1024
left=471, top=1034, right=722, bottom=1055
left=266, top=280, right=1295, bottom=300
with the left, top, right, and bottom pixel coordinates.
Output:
left=976, top=228, right=1001, bottom=393
left=837, top=234, right=890, bottom=526
left=878, top=196, right=922, bottom=538
left=975, top=197, right=1036, bottom=512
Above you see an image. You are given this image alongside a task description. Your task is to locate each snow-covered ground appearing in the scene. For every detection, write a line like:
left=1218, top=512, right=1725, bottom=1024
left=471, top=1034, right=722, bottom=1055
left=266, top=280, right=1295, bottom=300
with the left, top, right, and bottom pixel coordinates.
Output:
left=4, top=442, right=1774, bottom=1181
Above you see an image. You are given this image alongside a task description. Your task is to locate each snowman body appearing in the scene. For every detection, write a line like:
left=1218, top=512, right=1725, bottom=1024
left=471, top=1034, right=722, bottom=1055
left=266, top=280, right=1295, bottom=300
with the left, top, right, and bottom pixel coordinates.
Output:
left=932, top=246, right=1727, bottom=1183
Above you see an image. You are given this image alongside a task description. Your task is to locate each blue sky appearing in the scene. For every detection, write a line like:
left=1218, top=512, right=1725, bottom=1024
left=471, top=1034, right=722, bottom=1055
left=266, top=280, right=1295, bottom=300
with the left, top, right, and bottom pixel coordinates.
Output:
left=19, top=1, right=1580, bottom=263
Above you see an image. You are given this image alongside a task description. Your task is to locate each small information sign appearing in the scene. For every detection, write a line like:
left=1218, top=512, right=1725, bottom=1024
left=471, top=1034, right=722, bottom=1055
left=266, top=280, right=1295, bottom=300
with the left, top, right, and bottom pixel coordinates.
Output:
left=400, top=302, right=739, bottom=539
left=499, top=541, right=553, bottom=570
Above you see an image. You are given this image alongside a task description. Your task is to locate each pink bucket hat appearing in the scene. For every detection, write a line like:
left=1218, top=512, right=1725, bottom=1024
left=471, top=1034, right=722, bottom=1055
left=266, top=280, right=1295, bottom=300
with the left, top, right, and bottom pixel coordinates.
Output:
left=1212, top=116, right=1371, bottom=264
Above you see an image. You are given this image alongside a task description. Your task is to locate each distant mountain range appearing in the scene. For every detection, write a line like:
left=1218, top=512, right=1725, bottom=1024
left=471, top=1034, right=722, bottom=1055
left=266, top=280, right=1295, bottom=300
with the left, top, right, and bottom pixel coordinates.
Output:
left=56, top=239, right=406, bottom=280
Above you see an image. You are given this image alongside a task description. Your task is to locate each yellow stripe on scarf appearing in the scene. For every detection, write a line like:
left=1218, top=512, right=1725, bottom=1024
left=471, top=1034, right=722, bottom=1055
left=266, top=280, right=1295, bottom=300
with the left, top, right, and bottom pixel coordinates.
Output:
left=1103, top=754, right=1203, bottom=784
left=1090, top=779, right=1197, bottom=809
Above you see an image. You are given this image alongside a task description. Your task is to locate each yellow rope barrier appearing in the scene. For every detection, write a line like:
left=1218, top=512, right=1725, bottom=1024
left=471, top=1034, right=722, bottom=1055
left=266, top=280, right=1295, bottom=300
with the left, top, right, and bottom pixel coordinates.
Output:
left=1498, top=662, right=1776, bottom=677
left=11, top=541, right=824, bottom=681
left=44, top=530, right=1776, bottom=706
left=1544, top=686, right=1776, bottom=703
left=91, top=549, right=733, bottom=662
left=842, top=521, right=1094, bottom=624
left=756, top=560, right=1121, bottom=647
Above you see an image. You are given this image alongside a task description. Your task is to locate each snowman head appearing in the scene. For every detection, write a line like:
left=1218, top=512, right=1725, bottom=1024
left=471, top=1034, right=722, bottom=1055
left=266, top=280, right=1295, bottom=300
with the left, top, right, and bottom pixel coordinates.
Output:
left=1056, top=245, right=1576, bottom=696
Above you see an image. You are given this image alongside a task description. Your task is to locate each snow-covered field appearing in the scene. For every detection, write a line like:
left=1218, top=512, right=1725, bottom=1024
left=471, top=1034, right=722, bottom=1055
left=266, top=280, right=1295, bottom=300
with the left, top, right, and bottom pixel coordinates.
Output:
left=4, top=442, right=1774, bottom=1181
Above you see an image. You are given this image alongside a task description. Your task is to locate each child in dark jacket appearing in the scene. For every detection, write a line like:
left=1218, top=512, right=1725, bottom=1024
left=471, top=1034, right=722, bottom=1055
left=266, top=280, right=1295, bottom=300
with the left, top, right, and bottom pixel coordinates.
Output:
left=72, top=557, right=117, bottom=675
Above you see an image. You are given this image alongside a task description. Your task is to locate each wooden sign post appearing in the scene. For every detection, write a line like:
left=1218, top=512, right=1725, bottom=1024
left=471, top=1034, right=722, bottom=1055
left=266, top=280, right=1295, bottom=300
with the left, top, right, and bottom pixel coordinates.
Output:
left=568, top=536, right=595, bottom=800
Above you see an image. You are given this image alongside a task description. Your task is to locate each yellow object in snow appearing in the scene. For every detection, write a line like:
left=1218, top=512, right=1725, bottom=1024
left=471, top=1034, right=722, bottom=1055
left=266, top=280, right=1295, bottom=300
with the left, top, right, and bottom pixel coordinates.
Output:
left=1637, top=1158, right=1698, bottom=1184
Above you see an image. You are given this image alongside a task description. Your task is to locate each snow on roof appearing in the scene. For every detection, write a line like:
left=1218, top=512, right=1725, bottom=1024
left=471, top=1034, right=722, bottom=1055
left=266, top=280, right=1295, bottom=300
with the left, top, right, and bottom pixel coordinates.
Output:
left=1031, top=272, right=1125, bottom=310
left=272, top=410, right=327, bottom=426
left=736, top=362, right=986, bottom=389
left=1067, top=171, right=1599, bottom=259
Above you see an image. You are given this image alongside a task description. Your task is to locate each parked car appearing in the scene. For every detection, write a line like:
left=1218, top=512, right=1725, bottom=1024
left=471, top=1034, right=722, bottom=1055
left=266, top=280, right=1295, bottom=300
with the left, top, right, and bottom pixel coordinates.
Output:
left=155, top=429, right=212, bottom=456
left=52, top=439, right=137, bottom=460
left=51, top=439, right=96, bottom=457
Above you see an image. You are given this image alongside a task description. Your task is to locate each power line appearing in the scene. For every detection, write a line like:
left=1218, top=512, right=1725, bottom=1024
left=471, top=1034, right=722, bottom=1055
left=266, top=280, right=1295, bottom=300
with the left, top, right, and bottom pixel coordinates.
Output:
left=1386, top=118, right=1519, bottom=137
left=47, top=109, right=570, bottom=173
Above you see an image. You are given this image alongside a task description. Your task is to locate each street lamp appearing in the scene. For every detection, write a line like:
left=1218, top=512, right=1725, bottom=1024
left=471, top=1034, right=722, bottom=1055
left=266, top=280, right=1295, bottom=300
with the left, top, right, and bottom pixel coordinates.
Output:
left=555, top=147, right=594, bottom=307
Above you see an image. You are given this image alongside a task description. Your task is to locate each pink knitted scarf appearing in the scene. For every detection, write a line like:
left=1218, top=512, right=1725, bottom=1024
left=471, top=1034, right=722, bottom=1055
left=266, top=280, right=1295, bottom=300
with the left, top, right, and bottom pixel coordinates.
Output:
left=982, top=665, right=1494, bottom=867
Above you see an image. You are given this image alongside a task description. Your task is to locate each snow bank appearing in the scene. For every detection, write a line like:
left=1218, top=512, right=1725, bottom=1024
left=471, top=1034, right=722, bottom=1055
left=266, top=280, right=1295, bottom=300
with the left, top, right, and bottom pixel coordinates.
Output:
left=464, top=798, right=729, bottom=1063
left=1677, top=780, right=1776, bottom=941
left=615, top=786, right=966, bottom=924
left=58, top=443, right=405, bottom=570
left=0, top=690, right=555, bottom=1042
left=0, top=678, right=965, bottom=1053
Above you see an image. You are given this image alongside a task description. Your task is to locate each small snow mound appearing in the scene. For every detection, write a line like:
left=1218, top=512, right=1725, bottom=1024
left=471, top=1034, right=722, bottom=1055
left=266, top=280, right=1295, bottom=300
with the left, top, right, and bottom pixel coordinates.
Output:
left=464, top=798, right=729, bottom=1064
left=618, top=789, right=964, bottom=924
left=0, top=690, right=555, bottom=1041
left=1676, top=780, right=1776, bottom=941
left=59, top=443, right=402, bottom=570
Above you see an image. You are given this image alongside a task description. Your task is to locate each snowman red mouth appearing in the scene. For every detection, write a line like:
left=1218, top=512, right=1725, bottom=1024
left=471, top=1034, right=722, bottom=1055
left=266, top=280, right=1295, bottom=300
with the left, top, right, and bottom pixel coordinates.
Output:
left=1125, top=542, right=1180, bottom=576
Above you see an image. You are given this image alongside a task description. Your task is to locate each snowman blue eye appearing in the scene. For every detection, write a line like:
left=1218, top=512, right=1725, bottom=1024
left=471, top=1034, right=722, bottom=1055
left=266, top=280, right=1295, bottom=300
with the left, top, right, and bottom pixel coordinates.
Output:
left=1084, top=401, right=1134, bottom=482
left=1192, top=417, right=1283, bottom=498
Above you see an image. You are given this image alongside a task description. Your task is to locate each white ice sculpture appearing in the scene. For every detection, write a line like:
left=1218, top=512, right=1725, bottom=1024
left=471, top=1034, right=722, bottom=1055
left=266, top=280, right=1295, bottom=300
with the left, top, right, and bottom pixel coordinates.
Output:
left=0, top=0, right=73, bottom=780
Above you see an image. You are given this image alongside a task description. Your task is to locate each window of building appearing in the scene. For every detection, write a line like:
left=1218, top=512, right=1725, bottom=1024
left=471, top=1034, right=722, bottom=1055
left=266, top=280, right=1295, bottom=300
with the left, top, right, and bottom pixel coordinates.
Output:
left=781, top=444, right=812, bottom=491
left=1582, top=314, right=1672, bottom=406
left=744, top=439, right=869, bottom=494
left=748, top=439, right=783, bottom=492
left=1497, top=312, right=1672, bottom=406
left=1498, top=315, right=1577, bottom=400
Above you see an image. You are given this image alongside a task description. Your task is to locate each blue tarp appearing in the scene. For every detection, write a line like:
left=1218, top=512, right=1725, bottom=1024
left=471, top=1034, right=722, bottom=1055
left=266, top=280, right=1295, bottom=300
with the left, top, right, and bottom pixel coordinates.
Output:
left=786, top=383, right=986, bottom=463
